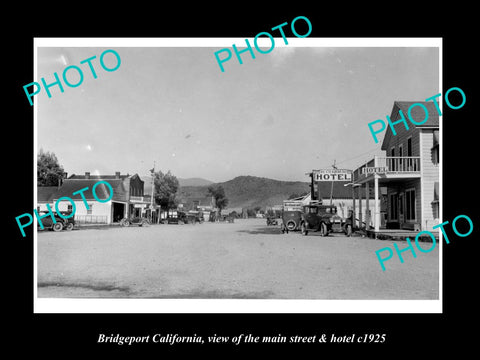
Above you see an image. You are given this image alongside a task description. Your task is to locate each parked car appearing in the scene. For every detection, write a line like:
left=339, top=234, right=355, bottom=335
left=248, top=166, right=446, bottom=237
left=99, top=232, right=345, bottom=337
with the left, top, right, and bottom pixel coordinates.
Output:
left=331, top=210, right=354, bottom=236
left=266, top=216, right=278, bottom=226
left=120, top=217, right=150, bottom=227
left=281, top=210, right=303, bottom=233
left=166, top=211, right=187, bottom=224
left=299, top=204, right=353, bottom=236
left=185, top=212, right=204, bottom=224
left=36, top=211, right=67, bottom=232
left=298, top=204, right=334, bottom=236
left=57, top=211, right=76, bottom=230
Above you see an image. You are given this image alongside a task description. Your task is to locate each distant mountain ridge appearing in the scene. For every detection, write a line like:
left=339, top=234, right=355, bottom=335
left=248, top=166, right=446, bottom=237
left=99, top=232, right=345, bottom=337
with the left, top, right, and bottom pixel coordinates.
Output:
left=177, top=177, right=214, bottom=187
left=177, top=175, right=310, bottom=209
left=143, top=176, right=213, bottom=195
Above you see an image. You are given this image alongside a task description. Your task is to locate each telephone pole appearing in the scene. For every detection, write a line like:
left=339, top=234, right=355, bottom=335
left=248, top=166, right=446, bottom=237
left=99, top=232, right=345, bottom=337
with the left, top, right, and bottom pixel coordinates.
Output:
left=330, top=160, right=337, bottom=205
left=150, top=161, right=155, bottom=222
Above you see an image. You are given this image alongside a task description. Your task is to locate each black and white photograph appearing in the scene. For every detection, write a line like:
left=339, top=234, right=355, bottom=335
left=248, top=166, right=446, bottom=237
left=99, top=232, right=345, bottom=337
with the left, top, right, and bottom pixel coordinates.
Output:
left=7, top=7, right=479, bottom=355
left=32, top=38, right=442, bottom=313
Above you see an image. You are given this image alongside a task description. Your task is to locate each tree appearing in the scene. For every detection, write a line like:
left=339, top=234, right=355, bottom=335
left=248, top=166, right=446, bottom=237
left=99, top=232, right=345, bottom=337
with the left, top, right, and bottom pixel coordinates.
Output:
left=246, top=208, right=256, bottom=218
left=37, top=148, right=65, bottom=186
left=207, top=184, right=229, bottom=211
left=153, top=170, right=179, bottom=210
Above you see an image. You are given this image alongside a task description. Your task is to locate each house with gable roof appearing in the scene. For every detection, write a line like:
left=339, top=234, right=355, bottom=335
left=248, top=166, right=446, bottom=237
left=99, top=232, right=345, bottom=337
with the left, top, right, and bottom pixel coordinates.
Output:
left=352, top=100, right=440, bottom=233
left=52, top=171, right=148, bottom=224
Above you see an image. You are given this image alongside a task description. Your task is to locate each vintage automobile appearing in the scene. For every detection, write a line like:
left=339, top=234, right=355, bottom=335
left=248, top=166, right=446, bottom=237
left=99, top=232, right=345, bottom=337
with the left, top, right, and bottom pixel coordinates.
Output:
left=281, top=210, right=303, bottom=233
left=120, top=217, right=151, bottom=227
left=185, top=211, right=204, bottom=224
left=57, top=211, right=76, bottom=231
left=331, top=209, right=354, bottom=236
left=36, top=211, right=72, bottom=232
left=166, top=211, right=188, bottom=224
left=299, top=204, right=353, bottom=237
left=266, top=216, right=278, bottom=226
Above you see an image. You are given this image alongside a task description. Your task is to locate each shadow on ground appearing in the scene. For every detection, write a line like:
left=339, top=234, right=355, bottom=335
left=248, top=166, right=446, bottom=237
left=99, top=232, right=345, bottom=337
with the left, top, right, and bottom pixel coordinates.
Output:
left=236, top=226, right=286, bottom=235
left=38, top=282, right=275, bottom=299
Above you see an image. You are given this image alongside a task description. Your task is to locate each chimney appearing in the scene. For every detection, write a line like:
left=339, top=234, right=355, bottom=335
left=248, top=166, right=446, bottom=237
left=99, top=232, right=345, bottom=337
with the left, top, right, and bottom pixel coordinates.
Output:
left=115, top=171, right=120, bottom=179
left=85, top=171, right=90, bottom=179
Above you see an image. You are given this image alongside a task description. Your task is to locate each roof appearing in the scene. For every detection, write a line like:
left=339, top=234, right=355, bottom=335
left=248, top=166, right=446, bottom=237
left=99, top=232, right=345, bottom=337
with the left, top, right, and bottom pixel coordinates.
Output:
left=289, top=194, right=310, bottom=201
left=317, top=181, right=374, bottom=199
left=381, top=101, right=440, bottom=150
left=68, top=174, right=130, bottom=180
left=37, top=186, right=59, bottom=202
left=52, top=179, right=127, bottom=202
left=221, top=207, right=243, bottom=215
left=394, top=101, right=440, bottom=127
left=317, top=181, right=352, bottom=199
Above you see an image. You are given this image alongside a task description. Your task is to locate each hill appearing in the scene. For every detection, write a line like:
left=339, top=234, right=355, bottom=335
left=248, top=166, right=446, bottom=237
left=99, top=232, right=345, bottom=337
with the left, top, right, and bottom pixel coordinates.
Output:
left=177, top=177, right=214, bottom=187
left=177, top=175, right=310, bottom=209
left=143, top=176, right=213, bottom=195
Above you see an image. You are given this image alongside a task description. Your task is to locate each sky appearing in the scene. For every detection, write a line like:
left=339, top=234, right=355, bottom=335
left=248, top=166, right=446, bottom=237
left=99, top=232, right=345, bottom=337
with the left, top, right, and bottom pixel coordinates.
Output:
left=36, top=40, right=439, bottom=183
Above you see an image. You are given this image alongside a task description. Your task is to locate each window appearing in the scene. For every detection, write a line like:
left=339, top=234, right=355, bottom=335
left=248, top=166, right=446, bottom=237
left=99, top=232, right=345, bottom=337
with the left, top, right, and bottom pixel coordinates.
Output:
left=407, top=137, right=412, bottom=156
left=433, top=146, right=439, bottom=165
left=405, top=189, right=416, bottom=221
left=390, top=194, right=398, bottom=221
left=432, top=130, right=439, bottom=165
left=432, top=181, right=439, bottom=220
left=87, top=203, right=93, bottom=215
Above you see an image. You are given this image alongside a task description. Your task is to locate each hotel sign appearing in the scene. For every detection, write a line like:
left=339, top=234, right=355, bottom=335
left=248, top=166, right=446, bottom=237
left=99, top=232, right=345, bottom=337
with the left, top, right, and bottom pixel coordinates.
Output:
left=313, top=169, right=352, bottom=182
left=361, top=166, right=388, bottom=175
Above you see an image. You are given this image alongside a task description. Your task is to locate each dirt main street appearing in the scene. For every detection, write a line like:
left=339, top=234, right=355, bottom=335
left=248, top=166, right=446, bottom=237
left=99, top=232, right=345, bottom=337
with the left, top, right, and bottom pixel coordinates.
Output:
left=37, top=219, right=439, bottom=300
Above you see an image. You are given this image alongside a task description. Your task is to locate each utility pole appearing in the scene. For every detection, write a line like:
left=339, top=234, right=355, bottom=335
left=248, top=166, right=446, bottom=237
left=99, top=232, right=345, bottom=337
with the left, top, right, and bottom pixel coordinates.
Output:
left=150, top=161, right=155, bottom=222
left=330, top=160, right=337, bottom=205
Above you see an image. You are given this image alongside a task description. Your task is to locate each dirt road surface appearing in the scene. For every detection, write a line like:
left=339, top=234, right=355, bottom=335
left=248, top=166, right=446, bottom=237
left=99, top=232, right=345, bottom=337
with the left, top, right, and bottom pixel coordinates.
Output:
left=37, top=219, right=439, bottom=299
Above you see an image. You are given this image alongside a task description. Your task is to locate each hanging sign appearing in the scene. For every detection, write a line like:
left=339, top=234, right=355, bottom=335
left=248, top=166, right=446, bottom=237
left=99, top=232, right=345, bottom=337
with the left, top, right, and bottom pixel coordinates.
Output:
left=313, top=169, right=352, bottom=182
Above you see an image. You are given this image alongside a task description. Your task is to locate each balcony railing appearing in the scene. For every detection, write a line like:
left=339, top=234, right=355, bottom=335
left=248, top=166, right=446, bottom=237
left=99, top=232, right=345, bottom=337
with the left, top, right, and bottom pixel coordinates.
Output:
left=376, top=156, right=420, bottom=173
left=354, top=156, right=421, bottom=181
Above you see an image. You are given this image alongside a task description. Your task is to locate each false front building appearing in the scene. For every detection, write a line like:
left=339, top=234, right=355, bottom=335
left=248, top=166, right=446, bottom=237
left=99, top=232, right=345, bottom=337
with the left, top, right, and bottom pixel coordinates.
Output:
left=353, top=101, right=440, bottom=233
left=51, top=172, right=149, bottom=224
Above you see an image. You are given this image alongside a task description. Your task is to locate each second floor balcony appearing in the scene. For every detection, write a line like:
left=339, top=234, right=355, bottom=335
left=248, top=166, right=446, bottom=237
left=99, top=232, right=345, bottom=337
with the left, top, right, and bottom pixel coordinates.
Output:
left=376, top=156, right=420, bottom=173
left=353, top=156, right=421, bottom=182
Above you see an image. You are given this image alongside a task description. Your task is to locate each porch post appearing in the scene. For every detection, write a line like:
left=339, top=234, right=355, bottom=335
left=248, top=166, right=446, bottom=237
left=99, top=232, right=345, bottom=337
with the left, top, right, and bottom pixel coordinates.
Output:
left=374, top=174, right=380, bottom=232
left=352, top=184, right=356, bottom=226
left=358, top=185, right=363, bottom=229
left=365, top=182, right=370, bottom=230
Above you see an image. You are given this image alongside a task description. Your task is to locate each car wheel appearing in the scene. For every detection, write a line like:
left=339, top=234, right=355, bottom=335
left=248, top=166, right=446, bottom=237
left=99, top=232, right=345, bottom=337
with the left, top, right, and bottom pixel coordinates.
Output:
left=65, top=222, right=74, bottom=231
left=301, top=222, right=308, bottom=236
left=123, top=220, right=130, bottom=227
left=320, top=222, right=328, bottom=237
left=53, top=222, right=63, bottom=232
left=345, top=224, right=352, bottom=237
left=286, top=220, right=297, bottom=231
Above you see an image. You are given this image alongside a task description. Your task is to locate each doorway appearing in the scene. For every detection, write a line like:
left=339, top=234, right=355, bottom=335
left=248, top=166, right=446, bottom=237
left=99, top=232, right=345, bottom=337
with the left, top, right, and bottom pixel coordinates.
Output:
left=112, top=202, right=126, bottom=222
left=398, top=192, right=405, bottom=225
